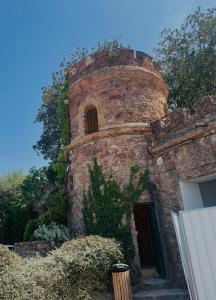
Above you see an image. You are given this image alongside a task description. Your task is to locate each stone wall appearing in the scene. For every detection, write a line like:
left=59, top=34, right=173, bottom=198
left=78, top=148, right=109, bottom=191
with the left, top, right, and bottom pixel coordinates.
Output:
left=14, top=241, right=52, bottom=258
left=149, top=95, right=216, bottom=284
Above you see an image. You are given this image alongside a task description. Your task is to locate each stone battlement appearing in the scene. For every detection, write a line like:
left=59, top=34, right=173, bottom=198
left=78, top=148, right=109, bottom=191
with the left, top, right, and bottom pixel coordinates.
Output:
left=67, top=48, right=161, bottom=84
left=152, top=96, right=216, bottom=140
left=151, top=95, right=216, bottom=154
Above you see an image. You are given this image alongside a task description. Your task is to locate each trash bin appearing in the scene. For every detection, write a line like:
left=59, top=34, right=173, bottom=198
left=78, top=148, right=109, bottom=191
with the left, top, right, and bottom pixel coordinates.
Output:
left=112, top=264, right=132, bottom=300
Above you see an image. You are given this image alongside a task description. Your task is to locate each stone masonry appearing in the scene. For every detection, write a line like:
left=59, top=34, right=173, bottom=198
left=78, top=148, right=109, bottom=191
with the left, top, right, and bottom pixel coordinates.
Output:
left=14, top=241, right=52, bottom=258
left=67, top=48, right=216, bottom=286
left=149, top=95, right=216, bottom=283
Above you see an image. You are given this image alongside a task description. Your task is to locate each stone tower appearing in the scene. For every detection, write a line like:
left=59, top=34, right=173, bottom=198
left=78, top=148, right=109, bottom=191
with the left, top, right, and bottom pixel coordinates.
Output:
left=67, top=48, right=168, bottom=234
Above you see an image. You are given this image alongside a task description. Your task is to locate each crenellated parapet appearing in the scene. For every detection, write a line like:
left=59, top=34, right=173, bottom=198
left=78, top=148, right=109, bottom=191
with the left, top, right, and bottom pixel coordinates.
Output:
left=151, top=96, right=216, bottom=154
left=67, top=48, right=162, bottom=83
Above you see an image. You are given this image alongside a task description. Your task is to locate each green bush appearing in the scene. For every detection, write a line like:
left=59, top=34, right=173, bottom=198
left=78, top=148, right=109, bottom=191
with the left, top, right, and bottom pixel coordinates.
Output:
left=83, top=159, right=149, bottom=263
left=23, top=219, right=40, bottom=241
left=0, top=236, right=123, bottom=300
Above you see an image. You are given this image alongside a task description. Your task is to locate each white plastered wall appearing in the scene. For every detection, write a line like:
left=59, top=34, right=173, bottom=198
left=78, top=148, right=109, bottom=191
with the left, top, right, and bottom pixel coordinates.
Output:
left=180, top=181, right=204, bottom=210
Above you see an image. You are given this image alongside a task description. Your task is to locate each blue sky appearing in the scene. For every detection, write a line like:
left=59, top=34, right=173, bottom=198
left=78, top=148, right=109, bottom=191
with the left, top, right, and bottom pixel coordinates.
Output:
left=0, top=0, right=215, bottom=175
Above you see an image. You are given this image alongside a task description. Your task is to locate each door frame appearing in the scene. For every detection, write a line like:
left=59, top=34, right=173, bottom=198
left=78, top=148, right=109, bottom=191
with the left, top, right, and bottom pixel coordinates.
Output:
left=133, top=202, right=166, bottom=278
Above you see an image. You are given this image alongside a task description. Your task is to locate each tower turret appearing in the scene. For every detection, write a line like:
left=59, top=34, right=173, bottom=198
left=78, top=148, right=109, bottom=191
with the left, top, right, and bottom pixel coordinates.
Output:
left=67, top=48, right=168, bottom=233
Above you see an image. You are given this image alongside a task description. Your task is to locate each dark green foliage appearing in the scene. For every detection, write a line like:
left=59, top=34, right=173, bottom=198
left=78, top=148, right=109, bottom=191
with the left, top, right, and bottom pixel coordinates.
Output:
left=20, top=167, right=50, bottom=218
left=33, top=74, right=69, bottom=160
left=10, top=201, right=30, bottom=243
left=21, top=164, right=68, bottom=232
left=0, top=172, right=28, bottom=244
left=155, top=7, right=216, bottom=110
left=0, top=164, right=68, bottom=244
left=23, top=219, right=40, bottom=242
left=83, top=159, right=149, bottom=263
left=33, top=73, right=63, bottom=161
left=2, top=199, right=29, bottom=244
left=56, top=78, right=70, bottom=146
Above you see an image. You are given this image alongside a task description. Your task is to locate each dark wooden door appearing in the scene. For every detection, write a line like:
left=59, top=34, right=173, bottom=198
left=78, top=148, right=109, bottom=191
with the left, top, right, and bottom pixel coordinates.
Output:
left=134, top=203, right=155, bottom=267
left=133, top=203, right=166, bottom=278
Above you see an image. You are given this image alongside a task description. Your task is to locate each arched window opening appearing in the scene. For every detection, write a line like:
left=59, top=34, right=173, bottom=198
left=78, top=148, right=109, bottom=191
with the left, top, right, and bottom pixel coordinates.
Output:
left=85, top=107, right=98, bottom=134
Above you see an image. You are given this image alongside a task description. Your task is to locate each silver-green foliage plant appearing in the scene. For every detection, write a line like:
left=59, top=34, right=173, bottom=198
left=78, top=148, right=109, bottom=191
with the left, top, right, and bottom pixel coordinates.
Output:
left=33, top=222, right=71, bottom=244
left=0, top=236, right=123, bottom=299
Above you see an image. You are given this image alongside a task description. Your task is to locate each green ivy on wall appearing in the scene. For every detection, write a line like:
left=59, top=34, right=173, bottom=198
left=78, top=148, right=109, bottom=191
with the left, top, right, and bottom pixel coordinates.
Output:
left=83, top=159, right=149, bottom=264
left=57, top=76, right=70, bottom=147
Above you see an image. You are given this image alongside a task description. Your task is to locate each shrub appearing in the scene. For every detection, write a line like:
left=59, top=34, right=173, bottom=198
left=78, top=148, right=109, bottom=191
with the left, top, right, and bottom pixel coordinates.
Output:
left=0, top=236, right=123, bottom=300
left=0, top=254, right=60, bottom=300
left=0, top=244, right=19, bottom=273
left=23, top=219, right=40, bottom=241
left=33, top=222, right=71, bottom=244
left=83, top=159, right=149, bottom=263
left=50, top=235, right=124, bottom=299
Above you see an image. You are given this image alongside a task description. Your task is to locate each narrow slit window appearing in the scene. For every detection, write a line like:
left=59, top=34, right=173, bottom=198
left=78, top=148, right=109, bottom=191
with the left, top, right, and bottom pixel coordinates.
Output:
left=86, top=107, right=98, bottom=134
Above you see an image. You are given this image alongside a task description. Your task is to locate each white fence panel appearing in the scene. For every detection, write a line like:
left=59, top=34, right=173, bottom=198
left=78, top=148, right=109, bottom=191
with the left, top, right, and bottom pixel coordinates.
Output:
left=172, top=207, right=216, bottom=300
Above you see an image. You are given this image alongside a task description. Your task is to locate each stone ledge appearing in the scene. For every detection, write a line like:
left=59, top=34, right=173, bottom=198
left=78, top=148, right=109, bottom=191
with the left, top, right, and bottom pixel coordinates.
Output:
left=150, top=122, right=216, bottom=155
left=68, top=126, right=152, bottom=151
left=152, top=96, right=216, bottom=140
left=14, top=241, right=52, bottom=258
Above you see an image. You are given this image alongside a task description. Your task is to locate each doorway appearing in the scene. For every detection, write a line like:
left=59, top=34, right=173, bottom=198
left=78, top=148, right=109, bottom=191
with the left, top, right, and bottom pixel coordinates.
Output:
left=133, top=202, right=165, bottom=278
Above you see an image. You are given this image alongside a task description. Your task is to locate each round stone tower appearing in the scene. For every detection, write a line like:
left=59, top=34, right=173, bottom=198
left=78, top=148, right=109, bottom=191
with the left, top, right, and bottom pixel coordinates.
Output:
left=67, top=48, right=168, bottom=233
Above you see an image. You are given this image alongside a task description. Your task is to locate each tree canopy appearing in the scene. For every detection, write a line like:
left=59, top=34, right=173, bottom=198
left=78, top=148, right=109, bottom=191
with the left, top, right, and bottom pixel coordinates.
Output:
left=155, top=7, right=216, bottom=109
left=0, top=166, right=67, bottom=244
left=0, top=171, right=25, bottom=243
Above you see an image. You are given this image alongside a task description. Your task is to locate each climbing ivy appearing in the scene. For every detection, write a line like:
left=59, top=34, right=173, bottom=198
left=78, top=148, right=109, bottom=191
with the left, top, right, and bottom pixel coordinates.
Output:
left=83, top=159, right=149, bottom=264
left=56, top=76, right=70, bottom=147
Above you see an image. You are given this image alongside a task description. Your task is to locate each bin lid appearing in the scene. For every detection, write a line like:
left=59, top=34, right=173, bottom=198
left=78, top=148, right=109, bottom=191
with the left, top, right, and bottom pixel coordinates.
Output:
left=112, top=263, right=129, bottom=272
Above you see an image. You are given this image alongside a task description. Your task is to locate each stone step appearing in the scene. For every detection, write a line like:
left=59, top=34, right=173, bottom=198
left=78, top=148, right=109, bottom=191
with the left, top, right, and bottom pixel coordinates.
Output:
left=133, top=288, right=189, bottom=300
left=141, top=278, right=173, bottom=290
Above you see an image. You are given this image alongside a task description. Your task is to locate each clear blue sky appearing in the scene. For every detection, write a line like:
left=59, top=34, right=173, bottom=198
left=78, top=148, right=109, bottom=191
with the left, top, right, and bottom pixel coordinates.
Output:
left=0, top=0, right=215, bottom=175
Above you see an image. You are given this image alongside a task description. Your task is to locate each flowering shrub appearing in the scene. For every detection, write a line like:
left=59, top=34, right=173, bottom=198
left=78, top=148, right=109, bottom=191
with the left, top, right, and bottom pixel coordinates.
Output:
left=0, top=245, right=18, bottom=267
left=0, top=245, right=20, bottom=277
left=52, top=235, right=124, bottom=298
left=0, top=236, right=123, bottom=299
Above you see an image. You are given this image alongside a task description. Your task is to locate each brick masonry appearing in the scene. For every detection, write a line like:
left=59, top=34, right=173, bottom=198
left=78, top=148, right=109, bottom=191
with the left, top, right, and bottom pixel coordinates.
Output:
left=67, top=48, right=216, bottom=285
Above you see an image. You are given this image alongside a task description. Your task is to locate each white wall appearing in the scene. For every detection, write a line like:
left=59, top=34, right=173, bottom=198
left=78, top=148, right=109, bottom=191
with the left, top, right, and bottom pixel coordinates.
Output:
left=180, top=181, right=203, bottom=210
